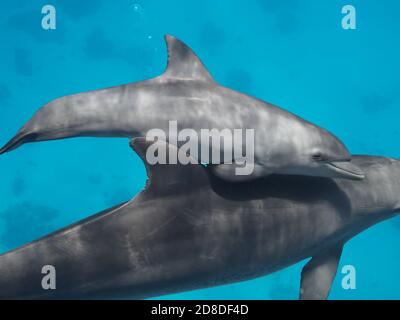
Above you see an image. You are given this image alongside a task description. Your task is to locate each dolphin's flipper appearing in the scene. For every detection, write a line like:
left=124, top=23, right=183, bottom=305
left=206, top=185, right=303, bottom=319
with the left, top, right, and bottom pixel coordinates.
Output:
left=299, top=244, right=343, bottom=300
left=162, top=35, right=215, bottom=82
left=208, top=161, right=269, bottom=182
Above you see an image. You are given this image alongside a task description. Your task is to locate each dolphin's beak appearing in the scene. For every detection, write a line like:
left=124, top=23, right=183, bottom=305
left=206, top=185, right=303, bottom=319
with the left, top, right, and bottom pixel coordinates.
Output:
left=325, top=160, right=365, bottom=180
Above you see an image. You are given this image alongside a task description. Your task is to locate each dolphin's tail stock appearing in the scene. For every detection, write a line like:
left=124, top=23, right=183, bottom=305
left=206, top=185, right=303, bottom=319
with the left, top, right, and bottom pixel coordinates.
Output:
left=0, top=139, right=211, bottom=299
left=0, top=201, right=129, bottom=300
left=0, top=131, right=38, bottom=155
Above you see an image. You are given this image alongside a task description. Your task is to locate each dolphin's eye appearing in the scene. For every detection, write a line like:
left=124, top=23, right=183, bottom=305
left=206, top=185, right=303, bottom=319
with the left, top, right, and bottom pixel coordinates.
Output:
left=312, top=152, right=324, bottom=161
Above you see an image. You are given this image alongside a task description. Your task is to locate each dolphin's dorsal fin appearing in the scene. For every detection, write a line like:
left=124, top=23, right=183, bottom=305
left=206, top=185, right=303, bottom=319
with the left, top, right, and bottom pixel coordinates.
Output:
left=162, top=35, right=214, bottom=82
left=130, top=138, right=209, bottom=196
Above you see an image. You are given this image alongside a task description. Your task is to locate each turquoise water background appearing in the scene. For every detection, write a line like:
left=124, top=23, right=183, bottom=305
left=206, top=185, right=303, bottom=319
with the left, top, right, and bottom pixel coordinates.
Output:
left=0, top=0, right=399, bottom=299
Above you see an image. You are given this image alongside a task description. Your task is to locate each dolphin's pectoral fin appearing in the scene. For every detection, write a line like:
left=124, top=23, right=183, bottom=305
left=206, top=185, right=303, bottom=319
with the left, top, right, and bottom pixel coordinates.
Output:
left=129, top=138, right=209, bottom=196
left=161, top=35, right=215, bottom=83
left=299, top=244, right=343, bottom=300
left=208, top=161, right=269, bottom=182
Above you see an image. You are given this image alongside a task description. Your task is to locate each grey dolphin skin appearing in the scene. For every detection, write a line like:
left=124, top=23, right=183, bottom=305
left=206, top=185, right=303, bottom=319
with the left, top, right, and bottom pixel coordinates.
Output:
left=0, top=138, right=398, bottom=300
left=0, top=35, right=363, bottom=181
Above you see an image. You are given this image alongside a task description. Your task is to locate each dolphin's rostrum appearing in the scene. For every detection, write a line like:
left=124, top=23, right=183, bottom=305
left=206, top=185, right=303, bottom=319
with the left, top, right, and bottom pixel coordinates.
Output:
left=0, top=139, right=397, bottom=299
left=0, top=35, right=363, bottom=181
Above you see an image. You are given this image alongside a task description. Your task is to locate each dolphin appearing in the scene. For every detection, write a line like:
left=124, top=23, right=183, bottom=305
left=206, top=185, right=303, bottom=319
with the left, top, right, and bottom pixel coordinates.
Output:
left=0, top=138, right=397, bottom=299
left=0, top=35, right=363, bottom=181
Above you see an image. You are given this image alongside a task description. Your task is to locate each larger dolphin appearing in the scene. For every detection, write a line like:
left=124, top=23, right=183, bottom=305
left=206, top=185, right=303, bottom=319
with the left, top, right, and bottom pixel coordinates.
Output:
left=0, top=35, right=363, bottom=181
left=0, top=138, right=397, bottom=299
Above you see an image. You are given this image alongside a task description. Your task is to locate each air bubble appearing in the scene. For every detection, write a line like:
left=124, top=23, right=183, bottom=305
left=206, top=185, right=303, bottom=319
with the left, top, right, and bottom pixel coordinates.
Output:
left=130, top=2, right=143, bottom=14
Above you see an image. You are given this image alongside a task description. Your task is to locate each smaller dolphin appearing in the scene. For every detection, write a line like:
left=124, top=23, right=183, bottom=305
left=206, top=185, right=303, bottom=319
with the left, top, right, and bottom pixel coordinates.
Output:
left=0, top=139, right=397, bottom=299
left=0, top=35, right=363, bottom=181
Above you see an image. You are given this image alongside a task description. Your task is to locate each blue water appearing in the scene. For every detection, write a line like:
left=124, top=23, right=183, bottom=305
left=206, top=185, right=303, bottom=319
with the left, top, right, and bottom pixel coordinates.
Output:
left=0, top=0, right=399, bottom=299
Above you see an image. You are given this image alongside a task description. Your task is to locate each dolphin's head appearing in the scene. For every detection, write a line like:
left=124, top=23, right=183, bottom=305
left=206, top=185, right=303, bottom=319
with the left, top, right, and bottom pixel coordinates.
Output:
left=389, top=158, right=400, bottom=212
left=372, top=157, right=400, bottom=213
left=348, top=156, right=400, bottom=214
left=306, top=127, right=364, bottom=180
left=278, top=123, right=365, bottom=180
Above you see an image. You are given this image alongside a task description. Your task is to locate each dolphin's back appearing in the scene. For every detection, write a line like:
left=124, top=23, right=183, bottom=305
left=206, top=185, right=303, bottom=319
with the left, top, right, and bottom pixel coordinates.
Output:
left=0, top=141, right=369, bottom=299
